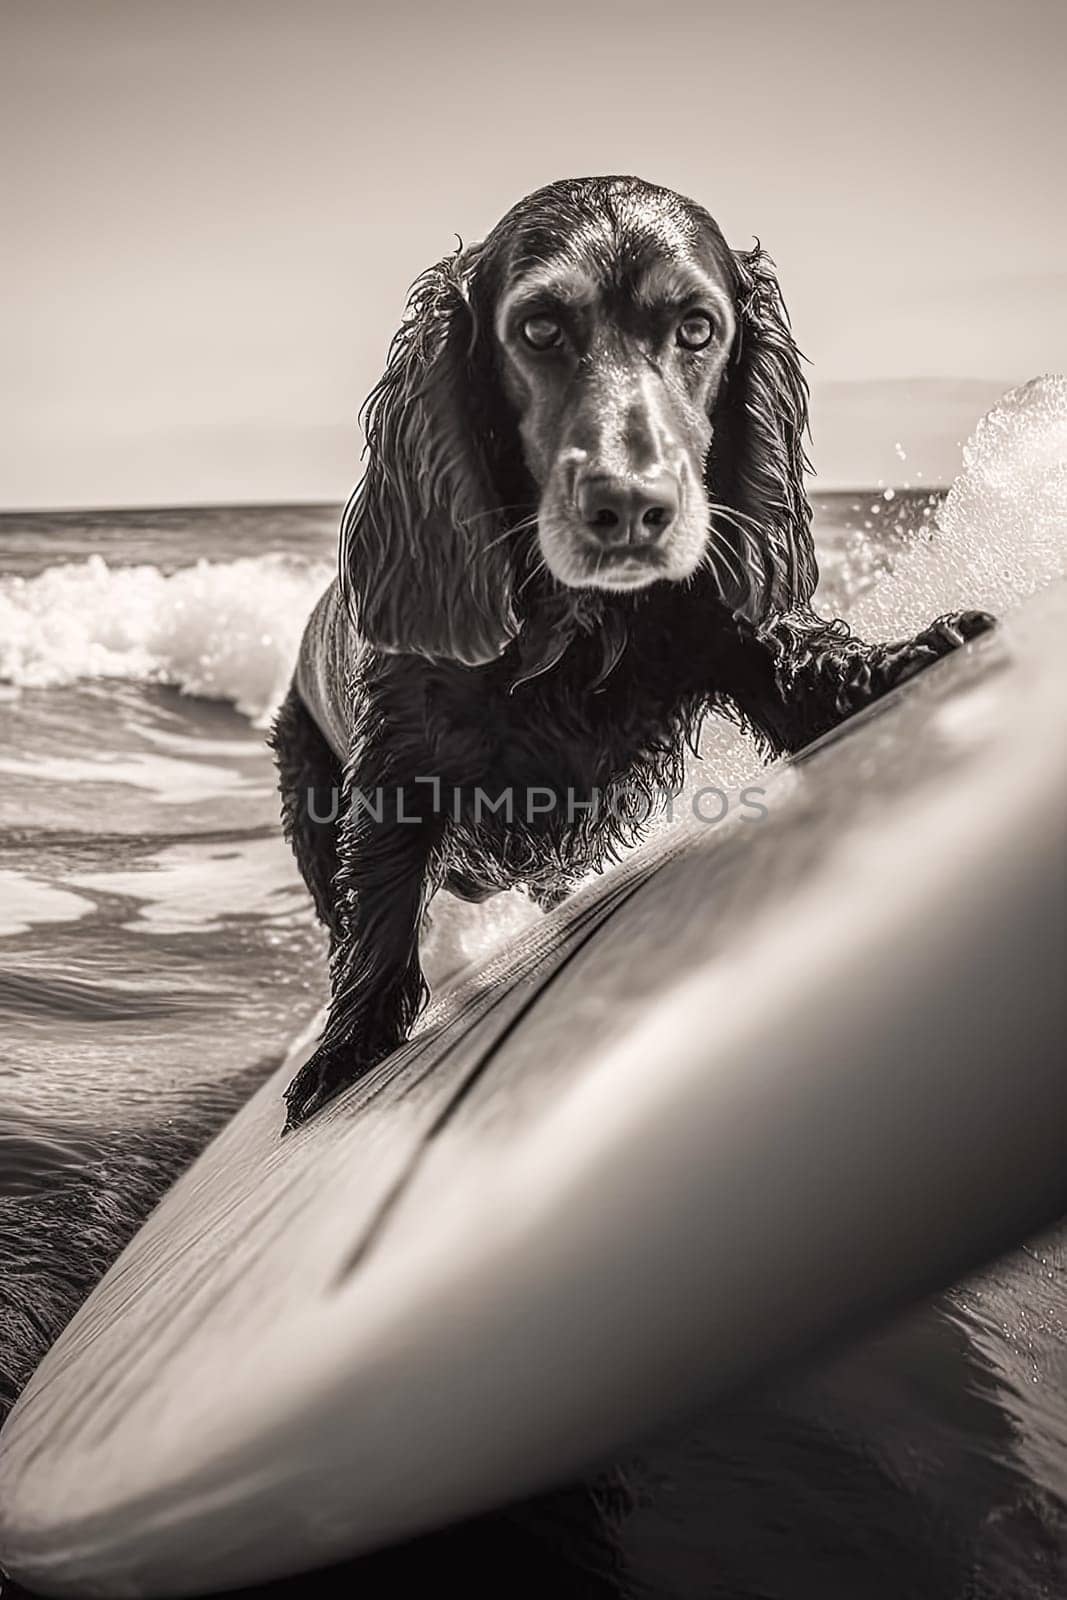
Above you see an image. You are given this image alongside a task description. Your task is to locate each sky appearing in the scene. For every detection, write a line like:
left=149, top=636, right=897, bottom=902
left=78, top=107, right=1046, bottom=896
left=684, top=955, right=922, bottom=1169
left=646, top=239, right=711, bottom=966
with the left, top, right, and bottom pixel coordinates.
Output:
left=2, top=0, right=1064, bottom=507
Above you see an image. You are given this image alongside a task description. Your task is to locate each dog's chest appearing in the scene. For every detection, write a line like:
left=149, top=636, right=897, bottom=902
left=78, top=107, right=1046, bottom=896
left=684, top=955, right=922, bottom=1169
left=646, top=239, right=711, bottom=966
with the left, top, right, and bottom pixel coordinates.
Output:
left=425, top=653, right=701, bottom=890
left=427, top=659, right=692, bottom=791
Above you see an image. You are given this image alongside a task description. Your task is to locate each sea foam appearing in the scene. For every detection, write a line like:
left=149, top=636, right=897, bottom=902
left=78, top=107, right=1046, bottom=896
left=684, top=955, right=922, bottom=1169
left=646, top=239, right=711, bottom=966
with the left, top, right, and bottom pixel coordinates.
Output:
left=0, top=552, right=332, bottom=724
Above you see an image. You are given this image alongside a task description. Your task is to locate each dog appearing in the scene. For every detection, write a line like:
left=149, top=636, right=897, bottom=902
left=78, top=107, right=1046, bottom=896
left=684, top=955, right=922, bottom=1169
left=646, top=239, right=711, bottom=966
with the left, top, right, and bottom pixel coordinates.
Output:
left=272, top=175, right=992, bottom=1129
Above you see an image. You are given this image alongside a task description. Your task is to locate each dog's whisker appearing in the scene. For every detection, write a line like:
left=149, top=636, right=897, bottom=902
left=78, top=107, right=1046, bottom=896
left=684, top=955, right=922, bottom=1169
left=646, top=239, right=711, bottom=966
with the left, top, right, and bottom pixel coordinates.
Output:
left=706, top=528, right=748, bottom=590
left=708, top=506, right=761, bottom=553
left=705, top=552, right=730, bottom=601
left=479, top=524, right=525, bottom=556
left=707, top=499, right=765, bottom=535
left=706, top=507, right=766, bottom=585
left=505, top=512, right=541, bottom=536
left=458, top=503, right=538, bottom=527
left=517, top=556, right=549, bottom=597
left=471, top=514, right=540, bottom=559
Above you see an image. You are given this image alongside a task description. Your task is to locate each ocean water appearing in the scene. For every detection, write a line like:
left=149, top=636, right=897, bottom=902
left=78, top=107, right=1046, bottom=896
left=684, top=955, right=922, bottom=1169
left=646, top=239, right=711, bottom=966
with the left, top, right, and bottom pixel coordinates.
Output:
left=1, top=377, right=1066, bottom=1597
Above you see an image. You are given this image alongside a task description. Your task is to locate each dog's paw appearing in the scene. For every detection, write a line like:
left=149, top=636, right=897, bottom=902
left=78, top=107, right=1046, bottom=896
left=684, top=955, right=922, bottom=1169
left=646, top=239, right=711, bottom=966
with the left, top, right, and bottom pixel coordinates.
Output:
left=882, top=609, right=996, bottom=692
left=281, top=1025, right=401, bottom=1133
left=282, top=1042, right=356, bottom=1133
left=919, top=609, right=997, bottom=653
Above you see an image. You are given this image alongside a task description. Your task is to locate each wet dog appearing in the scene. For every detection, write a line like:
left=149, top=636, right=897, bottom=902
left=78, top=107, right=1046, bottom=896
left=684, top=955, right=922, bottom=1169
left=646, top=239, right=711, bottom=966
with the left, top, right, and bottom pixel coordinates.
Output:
left=272, top=175, right=991, bottom=1128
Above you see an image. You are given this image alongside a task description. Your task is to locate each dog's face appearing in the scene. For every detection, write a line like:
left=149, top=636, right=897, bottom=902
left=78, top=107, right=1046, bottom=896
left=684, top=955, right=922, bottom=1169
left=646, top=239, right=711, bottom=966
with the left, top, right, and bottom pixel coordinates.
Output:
left=344, top=175, right=816, bottom=668
left=492, top=187, right=737, bottom=593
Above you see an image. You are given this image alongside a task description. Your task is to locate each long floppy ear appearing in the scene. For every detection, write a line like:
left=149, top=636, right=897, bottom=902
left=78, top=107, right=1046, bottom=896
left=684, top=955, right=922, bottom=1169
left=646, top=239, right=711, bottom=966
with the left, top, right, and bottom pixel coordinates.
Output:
left=707, top=244, right=819, bottom=623
left=339, top=244, right=520, bottom=667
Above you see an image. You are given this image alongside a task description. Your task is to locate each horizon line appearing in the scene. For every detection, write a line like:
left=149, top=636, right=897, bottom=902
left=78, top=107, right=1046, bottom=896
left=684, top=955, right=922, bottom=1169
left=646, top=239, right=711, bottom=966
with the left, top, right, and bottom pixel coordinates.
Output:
left=0, top=484, right=951, bottom=519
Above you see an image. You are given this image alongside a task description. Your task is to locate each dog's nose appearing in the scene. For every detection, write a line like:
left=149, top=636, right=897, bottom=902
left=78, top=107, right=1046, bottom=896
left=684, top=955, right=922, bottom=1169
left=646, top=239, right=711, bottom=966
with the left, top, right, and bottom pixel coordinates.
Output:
left=576, top=473, right=679, bottom=547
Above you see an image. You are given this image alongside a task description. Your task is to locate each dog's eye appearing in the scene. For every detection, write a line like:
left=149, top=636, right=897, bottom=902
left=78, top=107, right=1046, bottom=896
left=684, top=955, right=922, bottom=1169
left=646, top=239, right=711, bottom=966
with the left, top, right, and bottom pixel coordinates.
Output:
left=677, top=314, right=715, bottom=351
left=521, top=315, right=564, bottom=351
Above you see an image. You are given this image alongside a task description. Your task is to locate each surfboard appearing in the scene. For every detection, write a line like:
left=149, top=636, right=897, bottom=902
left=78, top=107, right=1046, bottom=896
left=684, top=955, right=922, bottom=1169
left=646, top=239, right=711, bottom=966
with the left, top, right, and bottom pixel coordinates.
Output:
left=1, top=581, right=1065, bottom=1600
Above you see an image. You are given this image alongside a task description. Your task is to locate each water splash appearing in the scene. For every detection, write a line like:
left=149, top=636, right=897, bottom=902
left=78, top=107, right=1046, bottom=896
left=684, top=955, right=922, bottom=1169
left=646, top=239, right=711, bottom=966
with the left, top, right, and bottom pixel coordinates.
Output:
left=845, top=375, right=1067, bottom=640
left=0, top=552, right=332, bottom=725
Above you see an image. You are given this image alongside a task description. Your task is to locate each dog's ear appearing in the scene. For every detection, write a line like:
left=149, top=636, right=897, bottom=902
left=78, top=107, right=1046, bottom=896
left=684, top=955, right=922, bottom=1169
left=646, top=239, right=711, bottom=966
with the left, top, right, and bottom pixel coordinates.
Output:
left=339, top=244, right=520, bottom=666
left=707, top=245, right=818, bottom=623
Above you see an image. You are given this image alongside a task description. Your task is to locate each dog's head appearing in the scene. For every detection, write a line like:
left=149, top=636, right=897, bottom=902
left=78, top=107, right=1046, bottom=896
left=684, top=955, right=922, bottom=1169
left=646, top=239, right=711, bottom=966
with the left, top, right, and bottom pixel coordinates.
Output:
left=342, top=176, right=817, bottom=667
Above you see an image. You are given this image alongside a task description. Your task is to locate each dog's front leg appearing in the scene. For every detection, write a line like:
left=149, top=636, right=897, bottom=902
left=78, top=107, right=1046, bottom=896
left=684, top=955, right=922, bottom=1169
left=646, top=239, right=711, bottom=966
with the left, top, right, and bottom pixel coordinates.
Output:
left=716, top=606, right=995, bottom=756
left=283, top=769, right=444, bottom=1131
